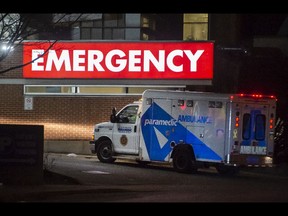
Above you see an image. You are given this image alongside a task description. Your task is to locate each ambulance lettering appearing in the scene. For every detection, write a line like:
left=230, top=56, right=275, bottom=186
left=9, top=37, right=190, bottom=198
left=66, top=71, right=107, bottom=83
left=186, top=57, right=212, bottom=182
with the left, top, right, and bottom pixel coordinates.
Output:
left=178, top=115, right=212, bottom=124
left=141, top=102, right=221, bottom=161
left=144, top=119, right=177, bottom=126
left=118, top=127, right=132, bottom=133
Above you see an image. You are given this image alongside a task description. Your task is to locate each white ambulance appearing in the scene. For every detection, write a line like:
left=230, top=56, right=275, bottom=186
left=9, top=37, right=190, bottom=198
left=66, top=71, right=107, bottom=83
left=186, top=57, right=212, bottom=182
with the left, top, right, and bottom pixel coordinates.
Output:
left=90, top=89, right=277, bottom=175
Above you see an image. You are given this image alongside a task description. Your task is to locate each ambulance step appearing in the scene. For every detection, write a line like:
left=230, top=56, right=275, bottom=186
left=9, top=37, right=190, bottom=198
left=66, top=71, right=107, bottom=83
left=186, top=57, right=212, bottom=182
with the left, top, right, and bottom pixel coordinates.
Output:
left=113, top=155, right=140, bottom=161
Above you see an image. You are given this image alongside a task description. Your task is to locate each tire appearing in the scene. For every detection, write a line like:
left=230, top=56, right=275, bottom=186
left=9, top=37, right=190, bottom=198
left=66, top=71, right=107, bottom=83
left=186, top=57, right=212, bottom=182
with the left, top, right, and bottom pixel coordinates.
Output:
left=96, top=140, right=116, bottom=163
left=173, top=148, right=197, bottom=173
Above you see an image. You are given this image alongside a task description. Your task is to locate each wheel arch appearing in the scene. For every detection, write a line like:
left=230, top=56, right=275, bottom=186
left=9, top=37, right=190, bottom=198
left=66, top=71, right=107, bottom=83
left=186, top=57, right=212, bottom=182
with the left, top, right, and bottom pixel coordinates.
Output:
left=95, top=136, right=113, bottom=152
left=171, top=143, right=196, bottom=160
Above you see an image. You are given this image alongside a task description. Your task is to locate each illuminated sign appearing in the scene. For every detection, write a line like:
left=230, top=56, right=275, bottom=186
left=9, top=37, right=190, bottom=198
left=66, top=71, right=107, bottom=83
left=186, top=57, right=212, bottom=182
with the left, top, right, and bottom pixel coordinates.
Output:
left=23, top=41, right=214, bottom=79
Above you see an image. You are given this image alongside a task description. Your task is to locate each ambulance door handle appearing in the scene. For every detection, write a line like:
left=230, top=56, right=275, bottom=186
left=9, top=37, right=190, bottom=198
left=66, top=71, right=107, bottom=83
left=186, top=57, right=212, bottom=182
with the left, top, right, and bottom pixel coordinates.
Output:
left=134, top=126, right=137, bottom=133
left=200, top=134, right=204, bottom=138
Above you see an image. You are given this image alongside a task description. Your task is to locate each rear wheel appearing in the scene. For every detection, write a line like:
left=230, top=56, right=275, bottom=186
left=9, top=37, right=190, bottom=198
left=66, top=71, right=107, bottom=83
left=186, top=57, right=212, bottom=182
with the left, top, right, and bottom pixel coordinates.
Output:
left=96, top=140, right=116, bottom=163
left=173, top=147, right=197, bottom=173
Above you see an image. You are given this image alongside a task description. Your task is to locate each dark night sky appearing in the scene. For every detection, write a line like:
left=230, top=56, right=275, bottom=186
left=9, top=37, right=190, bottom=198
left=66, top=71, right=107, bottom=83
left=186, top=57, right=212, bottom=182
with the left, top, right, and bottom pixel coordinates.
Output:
left=242, top=14, right=288, bottom=36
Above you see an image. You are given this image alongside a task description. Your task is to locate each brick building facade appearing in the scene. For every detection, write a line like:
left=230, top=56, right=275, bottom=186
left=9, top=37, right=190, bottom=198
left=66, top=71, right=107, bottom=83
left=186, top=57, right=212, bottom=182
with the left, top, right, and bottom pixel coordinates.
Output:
left=0, top=45, right=139, bottom=144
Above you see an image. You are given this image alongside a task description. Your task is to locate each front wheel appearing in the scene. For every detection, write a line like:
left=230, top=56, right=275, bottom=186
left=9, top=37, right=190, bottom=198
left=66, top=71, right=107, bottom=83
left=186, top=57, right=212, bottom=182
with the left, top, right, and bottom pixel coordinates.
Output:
left=96, top=140, right=116, bottom=163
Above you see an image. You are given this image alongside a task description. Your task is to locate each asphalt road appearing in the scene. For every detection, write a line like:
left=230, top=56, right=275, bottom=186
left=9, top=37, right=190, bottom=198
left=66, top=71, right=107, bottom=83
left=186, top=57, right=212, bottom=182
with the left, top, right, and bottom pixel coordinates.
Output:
left=48, top=153, right=288, bottom=202
left=1, top=153, right=288, bottom=203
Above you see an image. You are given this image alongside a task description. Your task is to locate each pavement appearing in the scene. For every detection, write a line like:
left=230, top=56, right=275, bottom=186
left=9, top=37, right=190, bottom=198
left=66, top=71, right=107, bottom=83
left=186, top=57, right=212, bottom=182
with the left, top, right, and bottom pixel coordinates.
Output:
left=0, top=154, right=288, bottom=203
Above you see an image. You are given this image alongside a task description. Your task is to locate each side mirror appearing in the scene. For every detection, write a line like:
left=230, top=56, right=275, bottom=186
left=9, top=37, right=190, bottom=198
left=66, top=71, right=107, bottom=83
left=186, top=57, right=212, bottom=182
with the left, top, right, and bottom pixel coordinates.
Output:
left=112, top=107, right=117, bottom=115
left=110, top=107, right=117, bottom=123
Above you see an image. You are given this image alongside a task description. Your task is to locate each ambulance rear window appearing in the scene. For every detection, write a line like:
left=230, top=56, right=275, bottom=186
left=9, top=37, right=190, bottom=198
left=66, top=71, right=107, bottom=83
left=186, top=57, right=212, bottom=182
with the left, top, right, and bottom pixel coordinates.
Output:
left=242, top=113, right=266, bottom=141
left=255, top=114, right=266, bottom=140
left=242, top=113, right=251, bottom=140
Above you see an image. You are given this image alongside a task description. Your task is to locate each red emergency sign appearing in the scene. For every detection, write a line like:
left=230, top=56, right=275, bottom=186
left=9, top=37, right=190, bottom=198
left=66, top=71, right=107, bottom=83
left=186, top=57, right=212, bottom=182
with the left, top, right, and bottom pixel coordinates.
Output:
left=23, top=41, right=214, bottom=79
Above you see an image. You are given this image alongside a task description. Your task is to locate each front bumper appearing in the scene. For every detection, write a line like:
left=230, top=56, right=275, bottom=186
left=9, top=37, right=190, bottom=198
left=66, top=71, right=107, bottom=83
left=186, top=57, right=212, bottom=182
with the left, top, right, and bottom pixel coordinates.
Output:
left=89, top=140, right=95, bottom=154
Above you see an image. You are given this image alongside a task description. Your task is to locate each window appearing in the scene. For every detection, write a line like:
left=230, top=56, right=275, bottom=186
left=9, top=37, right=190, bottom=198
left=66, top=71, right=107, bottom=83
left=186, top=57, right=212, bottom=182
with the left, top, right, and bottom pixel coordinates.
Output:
left=178, top=100, right=184, bottom=106
left=242, top=113, right=266, bottom=141
left=183, top=14, right=208, bottom=41
left=68, top=13, right=152, bottom=41
left=24, top=85, right=184, bottom=96
left=215, top=101, right=223, bottom=108
left=255, top=114, right=266, bottom=140
left=187, top=100, right=193, bottom=107
left=242, top=113, right=251, bottom=140
left=208, top=101, right=223, bottom=108
left=126, top=14, right=141, bottom=27
left=118, top=105, right=139, bottom=124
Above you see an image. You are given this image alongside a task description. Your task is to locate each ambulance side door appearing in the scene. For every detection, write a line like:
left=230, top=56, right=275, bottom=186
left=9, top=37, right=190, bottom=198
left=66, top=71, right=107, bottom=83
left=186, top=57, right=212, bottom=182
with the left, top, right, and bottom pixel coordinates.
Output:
left=148, top=98, right=173, bottom=161
left=112, top=105, right=139, bottom=154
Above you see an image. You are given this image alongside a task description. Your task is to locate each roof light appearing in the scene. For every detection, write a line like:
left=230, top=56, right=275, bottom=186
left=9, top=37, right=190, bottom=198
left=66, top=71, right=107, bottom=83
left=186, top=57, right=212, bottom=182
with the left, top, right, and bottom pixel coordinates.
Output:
left=237, top=93, right=276, bottom=99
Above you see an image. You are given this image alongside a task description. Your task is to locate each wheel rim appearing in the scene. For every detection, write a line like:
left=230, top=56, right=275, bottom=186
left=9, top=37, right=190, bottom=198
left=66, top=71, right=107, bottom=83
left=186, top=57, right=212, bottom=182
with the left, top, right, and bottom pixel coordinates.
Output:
left=100, top=145, right=112, bottom=159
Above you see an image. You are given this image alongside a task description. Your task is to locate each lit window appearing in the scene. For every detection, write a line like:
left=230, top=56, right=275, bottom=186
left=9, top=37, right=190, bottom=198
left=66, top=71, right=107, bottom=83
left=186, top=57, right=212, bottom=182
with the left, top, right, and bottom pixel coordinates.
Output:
left=183, top=14, right=208, bottom=41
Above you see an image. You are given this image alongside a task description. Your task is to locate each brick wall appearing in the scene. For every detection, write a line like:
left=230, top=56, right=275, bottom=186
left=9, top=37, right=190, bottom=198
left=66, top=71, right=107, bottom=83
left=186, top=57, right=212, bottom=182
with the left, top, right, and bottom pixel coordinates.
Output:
left=0, top=44, right=141, bottom=141
left=0, top=84, right=139, bottom=140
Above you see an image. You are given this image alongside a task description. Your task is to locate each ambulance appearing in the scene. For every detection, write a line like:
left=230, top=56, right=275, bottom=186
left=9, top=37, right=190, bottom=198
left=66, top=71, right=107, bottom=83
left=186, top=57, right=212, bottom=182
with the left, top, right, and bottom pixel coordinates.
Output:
left=90, top=89, right=277, bottom=175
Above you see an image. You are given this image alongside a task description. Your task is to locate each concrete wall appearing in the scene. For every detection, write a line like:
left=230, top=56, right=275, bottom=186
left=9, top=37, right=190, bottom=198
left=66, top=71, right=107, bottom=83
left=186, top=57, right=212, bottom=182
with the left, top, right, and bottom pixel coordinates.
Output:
left=44, top=140, right=92, bottom=155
